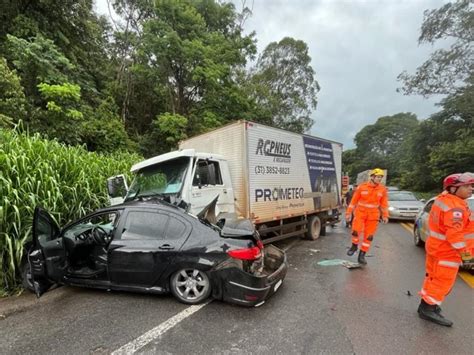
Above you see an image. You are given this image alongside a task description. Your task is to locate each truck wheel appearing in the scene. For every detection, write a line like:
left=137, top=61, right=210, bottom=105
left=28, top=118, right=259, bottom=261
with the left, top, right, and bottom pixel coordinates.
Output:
left=320, top=225, right=327, bottom=236
left=305, top=215, right=322, bottom=240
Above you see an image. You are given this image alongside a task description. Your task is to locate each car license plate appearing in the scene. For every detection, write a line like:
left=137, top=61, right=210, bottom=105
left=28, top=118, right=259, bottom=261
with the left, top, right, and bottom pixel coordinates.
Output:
left=274, top=279, right=283, bottom=292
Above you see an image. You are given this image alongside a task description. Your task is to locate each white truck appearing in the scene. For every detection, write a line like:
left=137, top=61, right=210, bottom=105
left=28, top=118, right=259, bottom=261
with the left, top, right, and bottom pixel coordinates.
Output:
left=108, top=121, right=343, bottom=243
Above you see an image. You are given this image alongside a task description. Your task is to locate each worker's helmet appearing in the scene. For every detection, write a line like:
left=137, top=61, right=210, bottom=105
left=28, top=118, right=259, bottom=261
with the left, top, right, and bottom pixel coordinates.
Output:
left=443, top=172, right=474, bottom=190
left=369, top=168, right=384, bottom=177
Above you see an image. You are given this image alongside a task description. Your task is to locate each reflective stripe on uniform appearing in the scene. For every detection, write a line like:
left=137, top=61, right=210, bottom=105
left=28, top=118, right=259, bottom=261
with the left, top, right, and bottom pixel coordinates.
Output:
left=464, top=232, right=474, bottom=240
left=438, top=260, right=461, bottom=268
left=451, top=241, right=466, bottom=249
left=429, top=230, right=446, bottom=240
left=420, top=289, right=442, bottom=305
left=434, top=200, right=450, bottom=212
left=362, top=243, right=370, bottom=248
left=358, top=202, right=379, bottom=208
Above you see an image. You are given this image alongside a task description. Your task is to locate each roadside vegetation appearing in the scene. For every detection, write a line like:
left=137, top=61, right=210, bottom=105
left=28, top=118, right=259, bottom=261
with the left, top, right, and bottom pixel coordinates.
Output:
left=0, top=125, right=141, bottom=295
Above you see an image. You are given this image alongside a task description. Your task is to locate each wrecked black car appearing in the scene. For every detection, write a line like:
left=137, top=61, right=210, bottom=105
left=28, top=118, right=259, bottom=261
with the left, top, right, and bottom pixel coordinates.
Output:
left=24, top=199, right=287, bottom=307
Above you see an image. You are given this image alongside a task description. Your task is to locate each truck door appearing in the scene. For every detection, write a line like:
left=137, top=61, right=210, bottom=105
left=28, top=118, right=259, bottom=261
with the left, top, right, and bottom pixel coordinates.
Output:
left=189, top=159, right=233, bottom=216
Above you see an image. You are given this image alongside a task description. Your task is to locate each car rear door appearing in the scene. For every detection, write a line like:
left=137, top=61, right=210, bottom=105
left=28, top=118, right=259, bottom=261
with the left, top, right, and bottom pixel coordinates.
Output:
left=29, top=207, right=65, bottom=296
left=107, top=207, right=191, bottom=287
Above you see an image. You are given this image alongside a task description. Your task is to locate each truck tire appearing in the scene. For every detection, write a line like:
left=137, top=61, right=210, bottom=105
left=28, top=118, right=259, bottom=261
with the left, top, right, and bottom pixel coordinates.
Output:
left=305, top=215, right=322, bottom=240
left=320, top=225, right=327, bottom=236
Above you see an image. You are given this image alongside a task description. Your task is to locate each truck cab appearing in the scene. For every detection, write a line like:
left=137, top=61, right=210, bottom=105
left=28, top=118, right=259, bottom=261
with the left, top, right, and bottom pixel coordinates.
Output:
left=108, top=149, right=235, bottom=217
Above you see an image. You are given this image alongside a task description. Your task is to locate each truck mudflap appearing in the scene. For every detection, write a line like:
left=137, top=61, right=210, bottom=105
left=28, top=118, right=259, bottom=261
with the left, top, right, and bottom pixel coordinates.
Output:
left=218, top=244, right=288, bottom=307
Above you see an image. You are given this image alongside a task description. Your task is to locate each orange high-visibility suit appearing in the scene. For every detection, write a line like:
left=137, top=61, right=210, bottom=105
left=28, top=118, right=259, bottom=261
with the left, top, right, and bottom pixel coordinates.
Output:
left=420, top=193, right=471, bottom=306
left=346, top=182, right=388, bottom=252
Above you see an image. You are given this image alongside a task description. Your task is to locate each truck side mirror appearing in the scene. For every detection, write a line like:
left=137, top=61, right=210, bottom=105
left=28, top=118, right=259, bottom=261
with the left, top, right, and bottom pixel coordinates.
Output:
left=107, top=174, right=128, bottom=198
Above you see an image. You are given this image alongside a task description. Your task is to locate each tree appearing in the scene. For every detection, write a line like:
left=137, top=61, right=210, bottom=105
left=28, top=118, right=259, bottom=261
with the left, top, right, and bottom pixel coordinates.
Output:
left=248, top=37, right=320, bottom=133
left=400, top=80, right=474, bottom=191
left=136, top=0, right=256, bottom=137
left=344, top=113, right=419, bottom=185
left=398, top=0, right=473, bottom=97
left=0, top=57, right=27, bottom=127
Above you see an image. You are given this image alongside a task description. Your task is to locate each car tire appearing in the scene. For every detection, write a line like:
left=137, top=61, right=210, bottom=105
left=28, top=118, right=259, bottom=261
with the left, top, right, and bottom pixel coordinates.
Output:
left=21, top=260, right=35, bottom=292
left=305, top=215, right=322, bottom=240
left=170, top=268, right=211, bottom=305
left=414, top=226, right=424, bottom=247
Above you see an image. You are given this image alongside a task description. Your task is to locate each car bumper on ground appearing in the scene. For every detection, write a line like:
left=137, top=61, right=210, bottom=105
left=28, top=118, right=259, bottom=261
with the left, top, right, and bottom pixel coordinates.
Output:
left=218, top=245, right=288, bottom=307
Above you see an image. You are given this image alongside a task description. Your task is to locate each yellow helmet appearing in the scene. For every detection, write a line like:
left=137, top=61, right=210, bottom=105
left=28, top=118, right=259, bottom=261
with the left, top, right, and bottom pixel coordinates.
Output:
left=370, top=168, right=384, bottom=177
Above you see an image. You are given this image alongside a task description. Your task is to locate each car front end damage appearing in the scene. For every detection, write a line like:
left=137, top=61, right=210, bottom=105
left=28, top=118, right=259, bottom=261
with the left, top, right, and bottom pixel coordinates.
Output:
left=211, top=244, right=288, bottom=307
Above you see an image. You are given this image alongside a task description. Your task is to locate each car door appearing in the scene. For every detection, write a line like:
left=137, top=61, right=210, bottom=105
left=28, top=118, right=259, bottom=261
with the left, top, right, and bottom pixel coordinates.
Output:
left=29, top=207, right=65, bottom=296
left=107, top=208, right=191, bottom=287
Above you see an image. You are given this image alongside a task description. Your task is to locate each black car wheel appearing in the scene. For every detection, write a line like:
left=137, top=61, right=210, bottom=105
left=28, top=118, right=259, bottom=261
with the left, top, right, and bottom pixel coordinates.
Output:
left=21, top=260, right=35, bottom=292
left=170, top=269, right=211, bottom=304
left=414, top=226, right=424, bottom=247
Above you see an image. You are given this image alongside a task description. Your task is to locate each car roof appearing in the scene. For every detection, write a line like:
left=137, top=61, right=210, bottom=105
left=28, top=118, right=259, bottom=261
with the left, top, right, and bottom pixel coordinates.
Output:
left=96, top=199, right=186, bottom=215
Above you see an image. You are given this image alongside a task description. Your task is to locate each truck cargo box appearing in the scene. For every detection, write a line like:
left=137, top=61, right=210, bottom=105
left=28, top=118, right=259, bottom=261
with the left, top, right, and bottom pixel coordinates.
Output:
left=180, top=121, right=343, bottom=224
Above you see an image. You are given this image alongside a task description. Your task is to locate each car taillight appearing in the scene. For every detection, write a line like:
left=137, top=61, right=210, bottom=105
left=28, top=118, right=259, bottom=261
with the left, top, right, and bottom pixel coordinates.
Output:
left=227, top=246, right=262, bottom=260
left=256, top=240, right=264, bottom=249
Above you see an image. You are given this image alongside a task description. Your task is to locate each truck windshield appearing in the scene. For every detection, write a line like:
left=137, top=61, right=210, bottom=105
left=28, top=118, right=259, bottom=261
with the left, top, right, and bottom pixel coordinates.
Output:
left=125, top=157, right=190, bottom=200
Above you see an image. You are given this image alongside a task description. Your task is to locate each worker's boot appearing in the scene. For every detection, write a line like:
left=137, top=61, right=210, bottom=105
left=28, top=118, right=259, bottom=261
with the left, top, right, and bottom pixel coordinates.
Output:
left=358, top=251, right=367, bottom=264
left=417, top=299, right=453, bottom=327
left=347, top=243, right=358, bottom=256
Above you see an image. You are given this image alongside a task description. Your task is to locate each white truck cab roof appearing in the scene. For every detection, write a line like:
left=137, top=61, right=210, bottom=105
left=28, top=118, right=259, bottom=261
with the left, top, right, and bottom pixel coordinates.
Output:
left=130, top=149, right=225, bottom=172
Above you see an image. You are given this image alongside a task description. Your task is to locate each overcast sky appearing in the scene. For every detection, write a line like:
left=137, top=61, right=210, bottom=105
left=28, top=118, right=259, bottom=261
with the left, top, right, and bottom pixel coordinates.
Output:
left=95, top=0, right=448, bottom=149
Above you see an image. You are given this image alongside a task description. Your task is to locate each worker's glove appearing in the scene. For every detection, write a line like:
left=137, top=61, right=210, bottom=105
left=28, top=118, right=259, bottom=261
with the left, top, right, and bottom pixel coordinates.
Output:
left=461, top=252, right=474, bottom=269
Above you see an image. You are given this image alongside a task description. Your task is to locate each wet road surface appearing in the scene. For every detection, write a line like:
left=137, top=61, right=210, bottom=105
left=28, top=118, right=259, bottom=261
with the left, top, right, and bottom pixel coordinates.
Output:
left=1, top=222, right=472, bottom=354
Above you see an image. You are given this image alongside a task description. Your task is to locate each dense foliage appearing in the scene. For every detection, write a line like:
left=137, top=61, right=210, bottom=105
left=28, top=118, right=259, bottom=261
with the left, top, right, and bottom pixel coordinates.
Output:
left=0, top=126, right=142, bottom=295
left=0, top=0, right=321, bottom=157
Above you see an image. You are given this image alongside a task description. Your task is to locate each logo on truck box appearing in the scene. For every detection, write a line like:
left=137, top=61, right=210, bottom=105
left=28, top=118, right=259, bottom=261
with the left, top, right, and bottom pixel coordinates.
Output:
left=255, top=187, right=304, bottom=202
left=255, top=138, right=291, bottom=163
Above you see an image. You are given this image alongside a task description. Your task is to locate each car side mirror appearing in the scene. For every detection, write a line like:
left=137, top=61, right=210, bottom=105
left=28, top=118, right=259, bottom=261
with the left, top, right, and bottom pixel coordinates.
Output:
left=420, top=199, right=426, bottom=203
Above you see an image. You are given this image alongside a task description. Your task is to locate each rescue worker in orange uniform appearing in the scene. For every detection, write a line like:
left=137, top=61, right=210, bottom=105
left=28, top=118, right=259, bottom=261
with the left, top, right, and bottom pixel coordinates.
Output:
left=345, top=168, right=388, bottom=264
left=418, top=173, right=474, bottom=327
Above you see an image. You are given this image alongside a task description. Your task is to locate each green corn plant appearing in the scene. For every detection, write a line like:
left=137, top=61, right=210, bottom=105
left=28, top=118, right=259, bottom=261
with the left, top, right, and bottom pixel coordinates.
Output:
left=0, top=126, right=142, bottom=295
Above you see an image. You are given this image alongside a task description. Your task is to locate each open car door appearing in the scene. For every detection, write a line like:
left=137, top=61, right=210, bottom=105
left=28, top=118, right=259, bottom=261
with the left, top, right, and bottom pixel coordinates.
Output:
left=29, top=206, right=65, bottom=297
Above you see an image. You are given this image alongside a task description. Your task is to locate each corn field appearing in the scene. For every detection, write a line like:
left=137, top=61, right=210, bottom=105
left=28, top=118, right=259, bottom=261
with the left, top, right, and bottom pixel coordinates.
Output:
left=0, top=127, right=142, bottom=295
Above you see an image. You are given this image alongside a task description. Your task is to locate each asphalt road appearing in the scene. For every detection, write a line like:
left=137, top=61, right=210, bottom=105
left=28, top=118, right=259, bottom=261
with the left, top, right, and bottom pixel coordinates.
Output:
left=1, top=222, right=473, bottom=354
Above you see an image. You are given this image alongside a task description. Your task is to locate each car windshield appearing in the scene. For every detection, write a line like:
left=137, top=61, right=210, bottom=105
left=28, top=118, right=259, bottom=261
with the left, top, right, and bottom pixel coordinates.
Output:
left=389, top=192, right=418, bottom=201
left=125, top=157, right=190, bottom=200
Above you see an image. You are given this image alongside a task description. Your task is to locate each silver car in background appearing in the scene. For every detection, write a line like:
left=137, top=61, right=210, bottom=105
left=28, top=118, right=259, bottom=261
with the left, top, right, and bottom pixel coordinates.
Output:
left=387, top=190, right=425, bottom=221
left=414, top=196, right=474, bottom=247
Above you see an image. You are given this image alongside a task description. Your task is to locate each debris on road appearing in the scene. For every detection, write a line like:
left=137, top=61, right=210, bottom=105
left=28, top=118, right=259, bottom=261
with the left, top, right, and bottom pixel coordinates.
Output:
left=317, top=259, right=347, bottom=266
left=341, top=261, right=363, bottom=269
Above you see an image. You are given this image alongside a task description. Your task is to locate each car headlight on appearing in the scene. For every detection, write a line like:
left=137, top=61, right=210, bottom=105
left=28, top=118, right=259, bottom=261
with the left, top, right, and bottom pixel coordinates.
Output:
left=388, top=206, right=396, bottom=211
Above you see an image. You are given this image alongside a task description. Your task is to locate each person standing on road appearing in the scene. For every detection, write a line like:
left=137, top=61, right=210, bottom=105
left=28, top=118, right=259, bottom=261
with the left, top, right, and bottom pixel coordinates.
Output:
left=345, top=168, right=388, bottom=264
left=418, top=172, right=474, bottom=327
